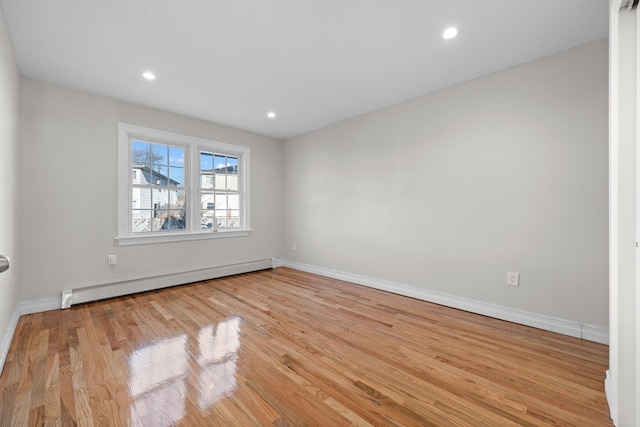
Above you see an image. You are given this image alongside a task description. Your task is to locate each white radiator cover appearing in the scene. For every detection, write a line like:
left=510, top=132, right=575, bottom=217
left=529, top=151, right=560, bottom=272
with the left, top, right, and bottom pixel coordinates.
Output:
left=62, top=258, right=274, bottom=308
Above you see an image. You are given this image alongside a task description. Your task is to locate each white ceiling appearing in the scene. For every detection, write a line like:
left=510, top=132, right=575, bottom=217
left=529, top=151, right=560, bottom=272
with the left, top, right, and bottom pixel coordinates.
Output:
left=0, top=0, right=608, bottom=140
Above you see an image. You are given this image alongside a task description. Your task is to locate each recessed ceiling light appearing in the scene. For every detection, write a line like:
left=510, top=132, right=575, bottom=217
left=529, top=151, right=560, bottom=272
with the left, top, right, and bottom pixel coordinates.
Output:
left=442, top=27, right=458, bottom=40
left=142, top=71, right=156, bottom=80
left=267, top=112, right=276, bottom=119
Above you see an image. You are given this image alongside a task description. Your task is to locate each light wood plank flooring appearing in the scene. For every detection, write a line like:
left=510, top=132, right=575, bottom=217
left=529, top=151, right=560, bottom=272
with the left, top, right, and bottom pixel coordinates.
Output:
left=0, top=267, right=611, bottom=426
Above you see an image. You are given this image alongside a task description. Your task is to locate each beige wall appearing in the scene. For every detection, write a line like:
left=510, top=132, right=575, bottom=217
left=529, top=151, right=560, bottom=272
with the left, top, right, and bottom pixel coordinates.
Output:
left=18, top=78, right=284, bottom=301
left=283, top=41, right=609, bottom=328
left=0, top=4, right=20, bottom=370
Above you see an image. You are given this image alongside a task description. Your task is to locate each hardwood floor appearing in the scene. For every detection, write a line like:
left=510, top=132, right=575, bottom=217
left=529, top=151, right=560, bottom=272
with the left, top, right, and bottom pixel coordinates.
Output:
left=0, top=267, right=611, bottom=426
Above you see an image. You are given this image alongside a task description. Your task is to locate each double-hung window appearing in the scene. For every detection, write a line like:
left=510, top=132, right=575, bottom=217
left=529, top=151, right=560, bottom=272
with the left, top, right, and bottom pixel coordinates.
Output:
left=117, top=123, right=250, bottom=245
left=130, top=139, right=186, bottom=232
left=200, top=152, right=240, bottom=230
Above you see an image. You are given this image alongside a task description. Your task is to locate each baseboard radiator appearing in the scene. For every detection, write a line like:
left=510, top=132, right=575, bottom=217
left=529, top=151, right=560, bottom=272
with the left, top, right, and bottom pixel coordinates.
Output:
left=61, top=258, right=274, bottom=308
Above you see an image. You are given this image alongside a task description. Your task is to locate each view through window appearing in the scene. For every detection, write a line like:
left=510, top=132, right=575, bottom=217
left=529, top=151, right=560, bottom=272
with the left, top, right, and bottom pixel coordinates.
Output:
left=117, top=123, right=250, bottom=244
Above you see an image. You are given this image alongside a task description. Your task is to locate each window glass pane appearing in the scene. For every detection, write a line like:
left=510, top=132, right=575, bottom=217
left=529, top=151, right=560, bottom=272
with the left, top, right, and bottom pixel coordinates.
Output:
left=214, top=155, right=226, bottom=171
left=152, top=166, right=168, bottom=185
left=132, top=140, right=151, bottom=166
left=201, top=194, right=215, bottom=210
left=169, top=146, right=184, bottom=167
left=132, top=210, right=151, bottom=233
left=227, top=174, right=238, bottom=191
left=201, top=173, right=213, bottom=189
left=228, top=210, right=240, bottom=228
left=151, top=216, right=163, bottom=231
left=160, top=211, right=186, bottom=230
left=152, top=144, right=168, bottom=166
left=227, top=157, right=238, bottom=174
left=228, top=194, right=239, bottom=210
left=169, top=167, right=184, bottom=186
left=135, top=169, right=148, bottom=185
left=170, top=190, right=186, bottom=210
left=200, top=210, right=214, bottom=229
left=215, top=175, right=226, bottom=190
left=215, top=209, right=239, bottom=228
left=134, top=188, right=151, bottom=209
left=200, top=152, right=213, bottom=171
left=215, top=194, right=228, bottom=210
left=215, top=214, right=227, bottom=228
left=152, top=189, right=169, bottom=211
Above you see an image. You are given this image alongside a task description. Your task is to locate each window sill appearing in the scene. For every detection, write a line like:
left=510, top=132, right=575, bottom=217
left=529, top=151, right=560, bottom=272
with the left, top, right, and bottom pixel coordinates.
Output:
left=115, top=229, right=251, bottom=246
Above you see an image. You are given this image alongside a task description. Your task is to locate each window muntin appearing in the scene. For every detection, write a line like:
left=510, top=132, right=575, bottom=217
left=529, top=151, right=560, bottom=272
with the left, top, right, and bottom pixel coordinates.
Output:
left=117, top=123, right=250, bottom=244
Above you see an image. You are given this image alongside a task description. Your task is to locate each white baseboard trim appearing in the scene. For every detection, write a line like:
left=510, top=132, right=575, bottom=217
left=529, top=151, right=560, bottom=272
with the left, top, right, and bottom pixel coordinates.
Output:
left=604, top=369, right=617, bottom=426
left=69, top=258, right=274, bottom=307
left=21, top=297, right=61, bottom=315
left=0, top=305, right=21, bottom=376
left=278, top=259, right=609, bottom=345
left=582, top=324, right=610, bottom=345
left=17, top=259, right=274, bottom=316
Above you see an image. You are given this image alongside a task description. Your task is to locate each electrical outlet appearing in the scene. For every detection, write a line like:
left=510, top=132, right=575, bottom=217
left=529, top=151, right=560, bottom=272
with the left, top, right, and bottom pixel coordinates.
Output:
left=292, top=242, right=297, bottom=251
left=507, top=272, right=520, bottom=287
left=108, top=254, right=117, bottom=266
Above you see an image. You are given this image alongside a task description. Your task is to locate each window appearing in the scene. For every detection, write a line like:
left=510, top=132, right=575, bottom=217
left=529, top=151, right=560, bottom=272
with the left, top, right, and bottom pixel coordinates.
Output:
left=200, top=152, right=240, bottom=230
left=117, top=123, right=250, bottom=245
left=130, top=140, right=186, bottom=232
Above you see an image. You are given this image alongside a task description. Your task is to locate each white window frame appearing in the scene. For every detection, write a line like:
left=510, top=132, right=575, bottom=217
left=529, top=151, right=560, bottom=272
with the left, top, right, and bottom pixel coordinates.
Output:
left=116, top=123, right=251, bottom=245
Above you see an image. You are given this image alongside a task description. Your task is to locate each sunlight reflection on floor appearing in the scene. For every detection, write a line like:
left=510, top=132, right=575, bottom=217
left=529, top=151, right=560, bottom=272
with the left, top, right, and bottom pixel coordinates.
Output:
left=128, top=317, right=241, bottom=426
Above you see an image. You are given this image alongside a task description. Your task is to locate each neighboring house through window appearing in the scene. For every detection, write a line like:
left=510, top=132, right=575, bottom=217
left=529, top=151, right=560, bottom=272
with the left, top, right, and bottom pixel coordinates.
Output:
left=117, top=123, right=250, bottom=245
left=200, top=152, right=240, bottom=230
